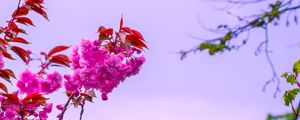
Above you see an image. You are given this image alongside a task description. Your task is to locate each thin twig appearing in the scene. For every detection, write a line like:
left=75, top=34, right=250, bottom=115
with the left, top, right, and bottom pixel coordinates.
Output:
left=79, top=100, right=86, bottom=120
left=59, top=94, right=74, bottom=120
left=262, top=25, right=280, bottom=97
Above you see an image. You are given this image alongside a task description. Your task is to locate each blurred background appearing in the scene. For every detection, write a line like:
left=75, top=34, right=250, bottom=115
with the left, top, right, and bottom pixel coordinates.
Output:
left=1, top=0, right=300, bottom=119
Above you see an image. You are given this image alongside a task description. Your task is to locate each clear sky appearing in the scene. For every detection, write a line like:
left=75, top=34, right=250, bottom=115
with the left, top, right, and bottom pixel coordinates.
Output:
left=1, top=0, right=300, bottom=120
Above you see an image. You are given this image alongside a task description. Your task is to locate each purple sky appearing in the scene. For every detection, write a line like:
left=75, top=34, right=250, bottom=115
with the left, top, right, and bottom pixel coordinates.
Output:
left=1, top=0, right=300, bottom=119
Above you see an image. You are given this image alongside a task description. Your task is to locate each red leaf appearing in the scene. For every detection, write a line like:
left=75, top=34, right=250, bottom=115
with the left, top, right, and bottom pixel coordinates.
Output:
left=98, top=26, right=113, bottom=35
left=122, top=27, right=132, bottom=33
left=0, top=82, right=8, bottom=93
left=22, top=93, right=47, bottom=105
left=101, top=28, right=114, bottom=35
left=126, top=35, right=148, bottom=49
left=26, top=0, right=44, bottom=4
left=0, top=38, right=8, bottom=45
left=73, top=96, right=83, bottom=108
left=31, top=4, right=48, bottom=20
left=81, top=94, right=93, bottom=103
left=0, top=70, right=11, bottom=83
left=0, top=69, right=16, bottom=83
left=10, top=22, right=19, bottom=30
left=2, top=69, right=16, bottom=79
left=15, top=17, right=35, bottom=26
left=23, top=93, right=45, bottom=101
left=12, top=28, right=27, bottom=35
left=119, top=15, right=123, bottom=32
left=11, top=37, right=30, bottom=44
left=0, top=47, right=14, bottom=60
left=12, top=7, right=29, bottom=17
left=98, top=26, right=106, bottom=33
left=10, top=23, right=27, bottom=35
left=131, top=29, right=145, bottom=40
left=11, top=46, right=30, bottom=63
left=49, top=54, right=71, bottom=67
left=47, top=45, right=70, bottom=57
left=98, top=33, right=109, bottom=40
left=1, top=94, right=19, bottom=105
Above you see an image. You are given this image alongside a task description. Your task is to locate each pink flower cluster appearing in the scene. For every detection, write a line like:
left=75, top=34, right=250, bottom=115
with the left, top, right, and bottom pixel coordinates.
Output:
left=64, top=39, right=145, bottom=100
left=0, top=97, right=52, bottom=120
left=17, top=69, right=62, bottom=95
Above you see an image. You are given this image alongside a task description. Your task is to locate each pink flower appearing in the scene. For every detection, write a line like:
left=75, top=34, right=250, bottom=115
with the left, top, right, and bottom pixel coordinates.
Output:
left=39, top=111, right=48, bottom=120
left=70, top=46, right=80, bottom=69
left=17, top=69, right=62, bottom=95
left=64, top=74, right=80, bottom=93
left=44, top=71, right=62, bottom=93
left=65, top=39, right=146, bottom=100
left=56, top=104, right=64, bottom=111
left=17, top=69, right=39, bottom=94
left=101, top=93, right=108, bottom=101
left=43, top=103, right=53, bottom=113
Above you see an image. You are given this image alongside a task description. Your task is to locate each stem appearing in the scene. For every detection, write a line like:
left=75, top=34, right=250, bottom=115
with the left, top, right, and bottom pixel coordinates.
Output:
left=79, top=100, right=86, bottom=120
left=8, top=0, right=22, bottom=29
left=20, top=111, right=24, bottom=120
left=295, top=72, right=300, bottom=120
left=295, top=100, right=300, bottom=120
left=292, top=101, right=297, bottom=115
left=59, top=94, right=74, bottom=120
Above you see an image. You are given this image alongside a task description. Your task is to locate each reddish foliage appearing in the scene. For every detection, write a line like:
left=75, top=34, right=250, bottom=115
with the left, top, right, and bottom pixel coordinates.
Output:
left=22, top=93, right=47, bottom=105
left=47, top=45, right=70, bottom=57
left=11, top=46, right=30, bottom=64
left=0, top=82, right=8, bottom=93
left=49, top=54, right=71, bottom=67
left=15, top=17, right=35, bottom=26
left=12, top=7, right=29, bottom=17
left=10, top=37, right=30, bottom=44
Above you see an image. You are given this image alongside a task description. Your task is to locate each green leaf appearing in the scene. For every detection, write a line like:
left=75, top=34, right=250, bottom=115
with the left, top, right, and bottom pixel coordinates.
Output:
left=281, top=72, right=288, bottom=78
left=208, top=48, right=216, bottom=55
left=283, top=88, right=300, bottom=106
left=267, top=113, right=294, bottom=120
left=293, top=59, right=300, bottom=75
left=199, top=43, right=210, bottom=51
left=199, top=43, right=230, bottom=56
left=262, top=12, right=270, bottom=20
left=223, top=31, right=232, bottom=41
left=271, top=10, right=279, bottom=16
left=287, top=75, right=297, bottom=85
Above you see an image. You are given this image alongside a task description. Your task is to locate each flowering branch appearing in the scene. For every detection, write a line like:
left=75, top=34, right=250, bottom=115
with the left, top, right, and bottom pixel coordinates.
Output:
left=0, top=1, right=147, bottom=120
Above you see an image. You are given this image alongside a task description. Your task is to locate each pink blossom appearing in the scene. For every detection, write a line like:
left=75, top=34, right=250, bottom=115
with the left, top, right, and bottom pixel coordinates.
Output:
left=0, top=96, right=52, bottom=120
left=65, top=39, right=146, bottom=100
left=43, top=103, right=53, bottom=113
left=39, top=110, right=48, bottom=120
left=16, top=69, right=62, bottom=95
left=17, top=69, right=39, bottom=94
left=56, top=104, right=64, bottom=111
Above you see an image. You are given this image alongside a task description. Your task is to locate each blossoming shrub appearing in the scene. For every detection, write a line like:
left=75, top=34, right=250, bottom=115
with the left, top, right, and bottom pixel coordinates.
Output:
left=0, top=0, right=147, bottom=119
